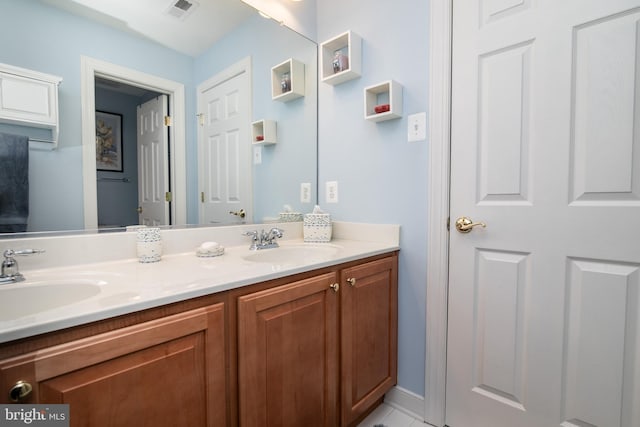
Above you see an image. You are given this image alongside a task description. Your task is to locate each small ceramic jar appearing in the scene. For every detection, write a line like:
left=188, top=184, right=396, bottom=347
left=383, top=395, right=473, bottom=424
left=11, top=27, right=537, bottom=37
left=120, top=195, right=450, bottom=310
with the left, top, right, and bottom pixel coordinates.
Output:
left=136, top=227, right=162, bottom=263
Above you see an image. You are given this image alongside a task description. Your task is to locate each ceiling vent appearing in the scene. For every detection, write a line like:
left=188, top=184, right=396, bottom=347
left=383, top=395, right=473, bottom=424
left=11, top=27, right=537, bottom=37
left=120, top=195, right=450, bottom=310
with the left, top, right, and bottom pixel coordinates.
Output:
left=165, top=0, right=199, bottom=20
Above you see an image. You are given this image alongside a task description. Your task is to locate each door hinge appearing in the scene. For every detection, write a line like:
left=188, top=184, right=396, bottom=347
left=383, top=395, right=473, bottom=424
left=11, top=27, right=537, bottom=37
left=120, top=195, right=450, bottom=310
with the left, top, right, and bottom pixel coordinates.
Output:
left=164, top=115, right=172, bottom=126
left=447, top=217, right=450, bottom=231
left=196, top=113, right=204, bottom=126
left=165, top=191, right=172, bottom=202
left=200, top=192, right=205, bottom=203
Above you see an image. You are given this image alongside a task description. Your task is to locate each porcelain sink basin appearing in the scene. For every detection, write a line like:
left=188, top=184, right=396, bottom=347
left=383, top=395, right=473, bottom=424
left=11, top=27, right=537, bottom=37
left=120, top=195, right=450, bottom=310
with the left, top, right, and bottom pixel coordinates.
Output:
left=0, top=282, right=101, bottom=321
left=243, top=244, right=341, bottom=265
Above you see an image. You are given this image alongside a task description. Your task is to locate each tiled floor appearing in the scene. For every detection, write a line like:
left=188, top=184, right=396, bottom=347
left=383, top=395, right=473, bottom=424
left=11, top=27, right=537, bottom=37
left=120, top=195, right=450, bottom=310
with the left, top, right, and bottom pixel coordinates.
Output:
left=357, top=403, right=425, bottom=427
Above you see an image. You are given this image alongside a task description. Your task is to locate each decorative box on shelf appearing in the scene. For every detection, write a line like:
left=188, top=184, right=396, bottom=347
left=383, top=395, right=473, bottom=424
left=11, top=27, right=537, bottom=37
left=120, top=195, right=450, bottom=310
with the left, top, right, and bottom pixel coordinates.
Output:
left=251, top=120, right=276, bottom=145
left=364, top=80, right=403, bottom=122
left=271, top=58, right=305, bottom=102
left=320, top=31, right=362, bottom=85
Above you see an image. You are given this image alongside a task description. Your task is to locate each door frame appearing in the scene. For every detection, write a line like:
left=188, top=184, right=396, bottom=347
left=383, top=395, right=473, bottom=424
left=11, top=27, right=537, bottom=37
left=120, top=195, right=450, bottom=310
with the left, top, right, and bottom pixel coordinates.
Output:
left=80, top=56, right=187, bottom=229
left=424, top=1, right=452, bottom=426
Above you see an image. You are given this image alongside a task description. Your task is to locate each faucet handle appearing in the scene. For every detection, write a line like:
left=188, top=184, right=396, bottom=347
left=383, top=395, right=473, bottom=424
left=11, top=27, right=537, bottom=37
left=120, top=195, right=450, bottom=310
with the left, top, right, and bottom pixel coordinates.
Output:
left=243, top=230, right=258, bottom=240
left=243, top=230, right=260, bottom=250
left=269, top=227, right=284, bottom=238
left=1, top=249, right=43, bottom=281
left=5, top=249, right=45, bottom=257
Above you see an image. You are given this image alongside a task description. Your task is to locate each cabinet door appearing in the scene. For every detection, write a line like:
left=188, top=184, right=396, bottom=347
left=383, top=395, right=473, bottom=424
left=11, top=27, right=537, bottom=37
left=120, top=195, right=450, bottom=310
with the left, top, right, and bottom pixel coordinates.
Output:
left=0, top=71, right=59, bottom=126
left=238, top=272, right=339, bottom=427
left=340, top=256, right=398, bottom=426
left=0, top=304, right=226, bottom=427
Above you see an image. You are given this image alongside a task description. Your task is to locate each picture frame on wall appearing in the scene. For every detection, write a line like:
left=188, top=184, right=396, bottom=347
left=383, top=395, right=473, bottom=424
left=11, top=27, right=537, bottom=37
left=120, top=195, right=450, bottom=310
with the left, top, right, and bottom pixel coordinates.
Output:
left=95, top=110, right=123, bottom=172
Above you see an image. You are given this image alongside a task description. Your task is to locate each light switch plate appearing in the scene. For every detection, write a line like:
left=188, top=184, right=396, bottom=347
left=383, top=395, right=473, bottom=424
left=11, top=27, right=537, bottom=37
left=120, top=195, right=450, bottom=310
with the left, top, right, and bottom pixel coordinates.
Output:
left=253, top=146, right=262, bottom=164
left=326, top=181, right=338, bottom=203
left=408, top=112, right=427, bottom=142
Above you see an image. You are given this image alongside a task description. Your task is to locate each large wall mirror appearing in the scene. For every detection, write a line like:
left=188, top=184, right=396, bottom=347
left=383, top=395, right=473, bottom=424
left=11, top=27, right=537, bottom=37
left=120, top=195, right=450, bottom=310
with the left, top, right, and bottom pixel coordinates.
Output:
left=0, top=0, right=317, bottom=236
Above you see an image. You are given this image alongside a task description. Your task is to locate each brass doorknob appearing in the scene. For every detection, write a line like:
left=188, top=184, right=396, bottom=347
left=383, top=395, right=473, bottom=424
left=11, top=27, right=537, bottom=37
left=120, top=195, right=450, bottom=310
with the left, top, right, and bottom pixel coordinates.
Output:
left=136, top=206, right=143, bottom=214
left=455, top=216, right=486, bottom=233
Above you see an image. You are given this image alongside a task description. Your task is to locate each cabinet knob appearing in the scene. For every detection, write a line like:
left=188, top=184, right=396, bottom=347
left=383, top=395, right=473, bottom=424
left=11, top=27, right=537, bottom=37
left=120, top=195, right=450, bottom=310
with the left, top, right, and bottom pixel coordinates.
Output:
left=9, top=380, right=32, bottom=402
left=330, top=283, right=340, bottom=292
left=346, top=277, right=356, bottom=287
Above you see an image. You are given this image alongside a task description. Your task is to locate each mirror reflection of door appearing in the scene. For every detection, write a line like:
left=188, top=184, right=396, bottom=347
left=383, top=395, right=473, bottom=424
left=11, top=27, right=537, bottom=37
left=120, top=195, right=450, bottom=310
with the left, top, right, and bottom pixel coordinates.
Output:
left=95, top=78, right=168, bottom=228
left=198, top=58, right=252, bottom=225
left=137, top=94, right=170, bottom=226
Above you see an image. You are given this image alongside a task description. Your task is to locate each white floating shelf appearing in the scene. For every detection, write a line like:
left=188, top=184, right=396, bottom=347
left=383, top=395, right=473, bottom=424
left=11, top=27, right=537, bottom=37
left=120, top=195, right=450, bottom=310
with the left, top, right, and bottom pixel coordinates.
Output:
left=251, top=120, right=277, bottom=145
left=364, top=80, right=403, bottom=122
left=271, top=58, right=305, bottom=102
left=320, top=31, right=362, bottom=85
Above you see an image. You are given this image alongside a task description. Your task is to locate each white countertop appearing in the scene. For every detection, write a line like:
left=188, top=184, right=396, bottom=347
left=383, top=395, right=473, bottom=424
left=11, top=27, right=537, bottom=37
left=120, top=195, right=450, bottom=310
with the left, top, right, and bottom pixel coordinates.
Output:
left=0, top=222, right=399, bottom=344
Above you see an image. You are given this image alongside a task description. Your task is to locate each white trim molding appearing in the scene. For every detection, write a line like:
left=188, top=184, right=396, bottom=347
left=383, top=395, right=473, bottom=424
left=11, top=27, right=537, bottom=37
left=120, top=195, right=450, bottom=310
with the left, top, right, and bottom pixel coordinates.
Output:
left=80, top=56, right=187, bottom=229
left=385, top=386, right=426, bottom=422
left=424, top=1, right=453, bottom=426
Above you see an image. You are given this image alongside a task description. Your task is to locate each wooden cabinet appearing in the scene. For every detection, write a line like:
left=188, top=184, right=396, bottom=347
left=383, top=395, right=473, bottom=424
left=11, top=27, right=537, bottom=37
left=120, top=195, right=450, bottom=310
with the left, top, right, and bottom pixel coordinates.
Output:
left=340, top=256, right=398, bottom=425
left=237, top=272, right=339, bottom=427
left=237, top=254, right=398, bottom=427
left=0, top=252, right=398, bottom=427
left=0, top=304, right=227, bottom=427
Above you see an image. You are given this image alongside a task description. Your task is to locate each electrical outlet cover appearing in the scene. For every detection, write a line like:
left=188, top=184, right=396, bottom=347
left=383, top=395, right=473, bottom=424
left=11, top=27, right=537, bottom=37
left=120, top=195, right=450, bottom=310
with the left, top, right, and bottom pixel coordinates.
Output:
left=326, top=181, right=338, bottom=203
left=301, top=183, right=311, bottom=203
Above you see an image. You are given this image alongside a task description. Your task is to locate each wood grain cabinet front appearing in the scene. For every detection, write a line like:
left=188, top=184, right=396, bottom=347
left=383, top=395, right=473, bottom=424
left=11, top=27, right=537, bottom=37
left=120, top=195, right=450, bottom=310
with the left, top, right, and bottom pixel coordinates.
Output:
left=237, top=272, right=340, bottom=427
left=0, top=304, right=227, bottom=427
left=340, top=256, right=398, bottom=426
left=237, top=254, right=398, bottom=427
left=0, top=253, right=398, bottom=427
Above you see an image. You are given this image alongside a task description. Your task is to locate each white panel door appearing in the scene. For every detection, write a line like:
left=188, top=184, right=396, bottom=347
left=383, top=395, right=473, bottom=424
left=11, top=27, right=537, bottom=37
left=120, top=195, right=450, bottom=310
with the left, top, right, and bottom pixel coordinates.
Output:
left=137, top=95, right=169, bottom=226
left=447, top=1, right=640, bottom=427
left=198, top=62, right=251, bottom=225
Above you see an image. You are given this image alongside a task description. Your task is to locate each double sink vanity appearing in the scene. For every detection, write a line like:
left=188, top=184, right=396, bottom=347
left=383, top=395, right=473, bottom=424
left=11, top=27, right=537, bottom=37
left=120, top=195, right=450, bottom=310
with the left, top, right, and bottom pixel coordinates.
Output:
left=0, top=221, right=399, bottom=426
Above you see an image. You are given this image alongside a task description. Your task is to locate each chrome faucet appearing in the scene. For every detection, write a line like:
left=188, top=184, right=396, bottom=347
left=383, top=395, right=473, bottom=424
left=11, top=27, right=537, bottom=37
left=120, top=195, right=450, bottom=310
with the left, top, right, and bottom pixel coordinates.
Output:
left=243, top=227, right=284, bottom=250
left=0, top=249, right=45, bottom=285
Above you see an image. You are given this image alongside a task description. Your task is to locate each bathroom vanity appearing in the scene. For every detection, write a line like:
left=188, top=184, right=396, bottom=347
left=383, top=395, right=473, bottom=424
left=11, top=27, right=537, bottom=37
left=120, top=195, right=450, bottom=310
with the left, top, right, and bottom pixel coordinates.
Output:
left=0, top=222, right=398, bottom=427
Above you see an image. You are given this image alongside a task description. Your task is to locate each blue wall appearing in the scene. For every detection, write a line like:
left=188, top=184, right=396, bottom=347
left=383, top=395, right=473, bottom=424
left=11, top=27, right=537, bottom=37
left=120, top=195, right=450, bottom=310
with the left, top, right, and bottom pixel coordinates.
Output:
left=316, top=0, right=430, bottom=396
left=2, top=0, right=430, bottom=399
left=1, top=0, right=317, bottom=230
left=0, top=0, right=194, bottom=231
left=195, top=15, right=318, bottom=222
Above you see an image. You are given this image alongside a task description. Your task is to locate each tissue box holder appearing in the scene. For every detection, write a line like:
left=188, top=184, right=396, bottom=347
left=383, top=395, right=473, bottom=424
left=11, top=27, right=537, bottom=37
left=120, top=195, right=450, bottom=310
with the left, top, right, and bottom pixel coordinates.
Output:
left=303, top=213, right=332, bottom=243
left=279, top=212, right=303, bottom=222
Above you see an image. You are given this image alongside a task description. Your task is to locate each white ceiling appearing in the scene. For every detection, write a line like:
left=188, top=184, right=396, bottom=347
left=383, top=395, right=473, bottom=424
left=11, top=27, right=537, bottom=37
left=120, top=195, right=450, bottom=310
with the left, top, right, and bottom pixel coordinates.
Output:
left=42, top=0, right=258, bottom=57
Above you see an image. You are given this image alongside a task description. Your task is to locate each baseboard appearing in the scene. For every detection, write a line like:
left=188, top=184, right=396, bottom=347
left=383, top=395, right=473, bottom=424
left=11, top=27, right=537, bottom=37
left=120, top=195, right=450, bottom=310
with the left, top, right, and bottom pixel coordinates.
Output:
left=384, top=386, right=425, bottom=422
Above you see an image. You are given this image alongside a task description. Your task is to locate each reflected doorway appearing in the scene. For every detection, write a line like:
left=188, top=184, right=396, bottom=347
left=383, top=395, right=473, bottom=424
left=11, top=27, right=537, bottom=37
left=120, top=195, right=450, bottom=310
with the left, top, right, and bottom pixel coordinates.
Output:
left=95, top=78, right=167, bottom=228
left=80, top=56, right=187, bottom=230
